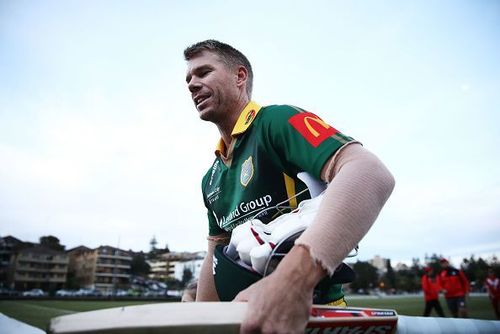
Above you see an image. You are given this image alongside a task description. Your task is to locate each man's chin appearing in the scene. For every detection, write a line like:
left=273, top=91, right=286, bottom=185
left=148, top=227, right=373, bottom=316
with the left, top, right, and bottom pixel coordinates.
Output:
left=198, top=108, right=214, bottom=121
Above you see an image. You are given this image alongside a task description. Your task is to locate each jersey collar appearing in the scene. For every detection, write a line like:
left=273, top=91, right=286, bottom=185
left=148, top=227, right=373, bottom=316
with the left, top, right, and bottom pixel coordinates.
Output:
left=215, top=101, right=262, bottom=155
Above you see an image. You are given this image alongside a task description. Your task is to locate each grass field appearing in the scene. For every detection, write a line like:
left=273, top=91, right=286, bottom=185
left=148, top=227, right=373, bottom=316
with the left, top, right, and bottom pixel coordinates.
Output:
left=0, top=295, right=497, bottom=331
left=348, top=295, right=496, bottom=320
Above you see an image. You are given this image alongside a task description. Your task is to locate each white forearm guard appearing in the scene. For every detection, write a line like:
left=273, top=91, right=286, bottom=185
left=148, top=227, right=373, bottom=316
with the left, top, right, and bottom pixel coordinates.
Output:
left=295, top=143, right=395, bottom=275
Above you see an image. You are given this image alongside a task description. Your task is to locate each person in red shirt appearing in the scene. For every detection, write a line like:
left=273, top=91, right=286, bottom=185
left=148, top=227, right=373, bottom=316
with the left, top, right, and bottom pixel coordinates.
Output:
left=484, top=268, right=500, bottom=319
left=439, top=258, right=469, bottom=318
left=421, top=266, right=445, bottom=317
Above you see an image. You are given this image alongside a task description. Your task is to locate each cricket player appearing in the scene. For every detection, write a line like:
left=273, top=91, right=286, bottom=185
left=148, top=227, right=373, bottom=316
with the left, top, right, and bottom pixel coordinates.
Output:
left=184, top=40, right=395, bottom=333
left=421, top=266, right=445, bottom=317
left=485, top=268, right=500, bottom=319
left=439, top=258, right=470, bottom=318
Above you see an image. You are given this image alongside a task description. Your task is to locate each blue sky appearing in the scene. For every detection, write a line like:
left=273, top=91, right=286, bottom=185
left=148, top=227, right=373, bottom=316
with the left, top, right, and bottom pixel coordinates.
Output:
left=1, top=1, right=499, bottom=265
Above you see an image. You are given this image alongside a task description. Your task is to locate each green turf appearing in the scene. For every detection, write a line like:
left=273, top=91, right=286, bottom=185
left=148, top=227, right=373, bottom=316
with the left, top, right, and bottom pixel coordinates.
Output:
left=0, top=296, right=497, bottom=331
left=347, top=295, right=497, bottom=320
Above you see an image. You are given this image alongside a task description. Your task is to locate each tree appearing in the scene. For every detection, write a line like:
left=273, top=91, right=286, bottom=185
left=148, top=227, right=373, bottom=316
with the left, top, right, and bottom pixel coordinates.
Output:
left=130, top=252, right=151, bottom=277
left=426, top=253, right=443, bottom=274
left=462, top=256, right=492, bottom=292
left=350, top=261, right=379, bottom=292
left=150, top=236, right=158, bottom=252
left=39, top=235, right=65, bottom=251
left=381, top=259, right=396, bottom=291
left=182, top=267, right=193, bottom=287
left=148, top=236, right=159, bottom=259
left=411, top=257, right=422, bottom=272
left=395, top=268, right=420, bottom=292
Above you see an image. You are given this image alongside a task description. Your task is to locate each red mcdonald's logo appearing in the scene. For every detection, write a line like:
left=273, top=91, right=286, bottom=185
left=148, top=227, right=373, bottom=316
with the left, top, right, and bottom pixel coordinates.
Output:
left=288, top=112, right=337, bottom=147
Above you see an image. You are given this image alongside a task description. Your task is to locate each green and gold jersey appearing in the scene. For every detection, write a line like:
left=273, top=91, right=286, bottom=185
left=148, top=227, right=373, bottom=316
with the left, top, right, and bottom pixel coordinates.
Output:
left=202, top=101, right=354, bottom=236
left=203, top=101, right=355, bottom=303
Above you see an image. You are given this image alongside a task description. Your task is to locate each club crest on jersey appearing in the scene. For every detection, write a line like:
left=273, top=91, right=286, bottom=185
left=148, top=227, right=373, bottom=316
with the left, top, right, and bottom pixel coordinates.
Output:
left=240, top=156, right=254, bottom=187
left=244, top=109, right=256, bottom=125
left=288, top=112, right=338, bottom=147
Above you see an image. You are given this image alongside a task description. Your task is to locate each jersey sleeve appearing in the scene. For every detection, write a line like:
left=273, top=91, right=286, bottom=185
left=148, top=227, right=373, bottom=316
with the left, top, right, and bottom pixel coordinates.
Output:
left=207, top=209, right=225, bottom=236
left=201, top=172, right=226, bottom=236
left=261, top=105, right=355, bottom=179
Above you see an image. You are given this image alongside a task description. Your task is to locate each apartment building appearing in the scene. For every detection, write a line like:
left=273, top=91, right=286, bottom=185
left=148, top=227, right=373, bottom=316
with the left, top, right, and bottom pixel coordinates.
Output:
left=67, top=245, right=132, bottom=293
left=9, top=245, right=69, bottom=291
left=0, top=236, right=23, bottom=287
left=148, top=251, right=205, bottom=281
left=67, top=246, right=98, bottom=288
left=94, top=246, right=132, bottom=292
left=173, top=258, right=204, bottom=282
left=148, top=257, right=171, bottom=280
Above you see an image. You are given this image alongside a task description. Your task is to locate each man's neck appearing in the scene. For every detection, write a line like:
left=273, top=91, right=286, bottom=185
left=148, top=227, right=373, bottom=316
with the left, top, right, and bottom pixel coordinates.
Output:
left=217, top=97, right=250, bottom=148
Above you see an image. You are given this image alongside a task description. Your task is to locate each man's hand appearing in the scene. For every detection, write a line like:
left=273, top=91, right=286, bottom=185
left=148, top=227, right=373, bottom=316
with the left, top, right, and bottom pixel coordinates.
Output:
left=234, top=245, right=326, bottom=334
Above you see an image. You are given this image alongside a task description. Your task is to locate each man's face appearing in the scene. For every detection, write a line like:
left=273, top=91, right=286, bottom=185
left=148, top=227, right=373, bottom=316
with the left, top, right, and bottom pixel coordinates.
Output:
left=185, top=51, right=239, bottom=122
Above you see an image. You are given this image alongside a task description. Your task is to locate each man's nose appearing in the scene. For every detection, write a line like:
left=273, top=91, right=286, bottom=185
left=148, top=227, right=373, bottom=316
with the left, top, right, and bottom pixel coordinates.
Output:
left=188, top=79, right=201, bottom=93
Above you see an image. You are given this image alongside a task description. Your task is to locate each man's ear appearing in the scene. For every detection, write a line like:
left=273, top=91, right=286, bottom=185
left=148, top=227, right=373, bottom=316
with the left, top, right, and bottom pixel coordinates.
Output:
left=235, top=65, right=248, bottom=88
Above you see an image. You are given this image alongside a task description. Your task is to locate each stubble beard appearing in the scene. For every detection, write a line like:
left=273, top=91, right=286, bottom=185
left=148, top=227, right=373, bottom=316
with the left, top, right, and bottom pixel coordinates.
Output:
left=198, top=94, right=233, bottom=125
left=197, top=96, right=219, bottom=123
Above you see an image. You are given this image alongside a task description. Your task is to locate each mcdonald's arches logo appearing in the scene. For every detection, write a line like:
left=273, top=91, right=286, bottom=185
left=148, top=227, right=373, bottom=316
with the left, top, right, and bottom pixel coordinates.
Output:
left=288, top=112, right=337, bottom=147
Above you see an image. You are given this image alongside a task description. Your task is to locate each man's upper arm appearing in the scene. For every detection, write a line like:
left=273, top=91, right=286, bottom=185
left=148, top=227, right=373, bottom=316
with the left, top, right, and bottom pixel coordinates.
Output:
left=320, top=142, right=361, bottom=182
left=262, top=105, right=355, bottom=179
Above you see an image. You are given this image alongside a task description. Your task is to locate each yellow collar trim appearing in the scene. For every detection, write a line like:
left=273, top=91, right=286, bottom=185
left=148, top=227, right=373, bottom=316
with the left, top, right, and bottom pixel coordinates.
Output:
left=215, top=101, right=262, bottom=154
left=231, top=101, right=262, bottom=136
left=215, top=138, right=225, bottom=155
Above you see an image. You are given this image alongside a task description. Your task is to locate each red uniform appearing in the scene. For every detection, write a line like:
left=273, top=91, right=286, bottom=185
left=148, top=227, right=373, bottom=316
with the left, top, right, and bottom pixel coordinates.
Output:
left=439, top=267, right=469, bottom=298
left=421, top=268, right=445, bottom=317
left=485, top=274, right=500, bottom=319
left=485, top=275, right=500, bottom=298
left=422, top=274, right=440, bottom=301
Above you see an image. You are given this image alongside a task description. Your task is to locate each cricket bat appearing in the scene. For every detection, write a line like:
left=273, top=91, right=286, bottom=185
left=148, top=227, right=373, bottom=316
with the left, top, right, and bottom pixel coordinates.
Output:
left=48, top=302, right=398, bottom=334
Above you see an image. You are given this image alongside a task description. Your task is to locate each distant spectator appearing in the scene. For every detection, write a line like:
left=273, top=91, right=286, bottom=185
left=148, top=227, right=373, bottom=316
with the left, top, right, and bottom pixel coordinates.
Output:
left=439, top=258, right=469, bottom=318
left=484, top=268, right=500, bottom=319
left=421, top=266, right=445, bottom=317
left=181, top=280, right=197, bottom=302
